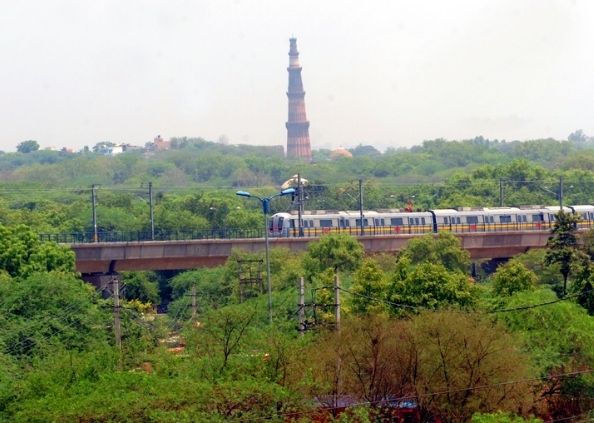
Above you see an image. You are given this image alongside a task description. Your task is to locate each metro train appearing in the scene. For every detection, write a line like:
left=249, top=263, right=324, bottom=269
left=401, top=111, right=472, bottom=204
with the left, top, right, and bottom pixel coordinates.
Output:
left=269, top=205, right=594, bottom=237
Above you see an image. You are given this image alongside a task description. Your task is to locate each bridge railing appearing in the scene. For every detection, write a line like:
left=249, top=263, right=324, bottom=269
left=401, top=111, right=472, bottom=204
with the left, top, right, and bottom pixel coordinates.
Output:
left=39, top=228, right=264, bottom=244
left=40, top=221, right=559, bottom=244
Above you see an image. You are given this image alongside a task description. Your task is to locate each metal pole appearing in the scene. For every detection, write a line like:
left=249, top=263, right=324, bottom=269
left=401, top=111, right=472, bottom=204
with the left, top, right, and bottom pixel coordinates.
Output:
left=559, top=176, right=563, bottom=211
left=92, top=184, right=98, bottom=242
left=359, top=179, right=364, bottom=236
left=112, top=274, right=122, bottom=351
left=149, top=181, right=155, bottom=240
left=264, top=208, right=273, bottom=324
left=298, top=276, right=305, bottom=336
left=499, top=178, right=504, bottom=207
left=191, top=285, right=197, bottom=320
left=334, top=272, right=341, bottom=332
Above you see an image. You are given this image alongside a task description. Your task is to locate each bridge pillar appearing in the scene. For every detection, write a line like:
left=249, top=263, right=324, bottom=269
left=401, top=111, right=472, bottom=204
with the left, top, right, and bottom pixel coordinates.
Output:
left=480, top=257, right=510, bottom=277
left=81, top=273, right=117, bottom=298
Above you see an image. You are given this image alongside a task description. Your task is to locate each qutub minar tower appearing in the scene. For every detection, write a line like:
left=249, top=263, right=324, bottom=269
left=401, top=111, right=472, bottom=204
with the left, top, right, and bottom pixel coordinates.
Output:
left=286, top=38, right=312, bottom=161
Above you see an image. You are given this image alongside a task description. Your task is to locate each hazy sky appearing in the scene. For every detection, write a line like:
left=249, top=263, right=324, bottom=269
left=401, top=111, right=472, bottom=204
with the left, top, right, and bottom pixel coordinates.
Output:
left=1, top=0, right=593, bottom=152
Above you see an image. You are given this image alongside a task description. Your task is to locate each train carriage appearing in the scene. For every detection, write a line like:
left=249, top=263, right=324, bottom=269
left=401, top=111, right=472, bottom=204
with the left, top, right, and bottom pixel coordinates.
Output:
left=270, top=204, right=594, bottom=237
left=569, top=205, right=594, bottom=229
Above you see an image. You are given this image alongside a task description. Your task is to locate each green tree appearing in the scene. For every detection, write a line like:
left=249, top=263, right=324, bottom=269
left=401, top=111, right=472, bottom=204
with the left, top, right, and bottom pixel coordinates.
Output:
left=388, top=262, right=475, bottom=313
left=16, top=140, right=39, bottom=153
left=299, top=312, right=534, bottom=422
left=0, top=224, right=74, bottom=278
left=410, top=311, right=534, bottom=422
left=190, top=305, right=256, bottom=373
left=401, top=232, right=470, bottom=273
left=0, top=272, right=110, bottom=359
left=491, top=260, right=537, bottom=296
left=302, top=234, right=364, bottom=280
left=545, top=211, right=581, bottom=295
left=350, top=259, right=389, bottom=314
left=121, top=271, right=160, bottom=305
left=497, top=288, right=594, bottom=417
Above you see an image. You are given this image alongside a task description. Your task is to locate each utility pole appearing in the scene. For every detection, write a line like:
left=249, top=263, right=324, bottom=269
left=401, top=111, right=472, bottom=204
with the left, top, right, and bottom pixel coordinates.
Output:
left=191, top=285, right=197, bottom=320
left=149, top=181, right=155, bottom=240
left=334, top=272, right=341, bottom=332
left=499, top=178, right=504, bottom=207
left=112, top=274, right=122, bottom=351
left=298, top=277, right=305, bottom=336
left=559, top=176, right=563, bottom=211
left=297, top=173, right=304, bottom=237
left=92, top=184, right=98, bottom=242
left=358, top=179, right=364, bottom=236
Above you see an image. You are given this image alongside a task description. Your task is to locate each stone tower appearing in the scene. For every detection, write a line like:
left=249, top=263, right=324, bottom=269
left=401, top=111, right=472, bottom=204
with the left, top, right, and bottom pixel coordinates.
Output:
left=286, top=38, right=312, bottom=161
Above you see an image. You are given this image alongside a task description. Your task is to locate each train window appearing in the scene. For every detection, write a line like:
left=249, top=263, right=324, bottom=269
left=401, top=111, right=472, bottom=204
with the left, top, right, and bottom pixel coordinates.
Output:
left=421, top=217, right=426, bottom=225
left=490, top=216, right=495, bottom=223
left=455, top=217, right=461, bottom=224
left=499, top=215, right=512, bottom=223
left=391, top=217, right=403, bottom=225
left=356, top=218, right=369, bottom=227
left=467, top=216, right=479, bottom=224
left=380, top=218, right=385, bottom=226
left=290, top=219, right=295, bottom=228
left=443, top=217, right=449, bottom=224
left=518, top=215, right=527, bottom=222
left=319, top=219, right=333, bottom=228
left=374, top=218, right=380, bottom=226
left=532, top=214, right=543, bottom=222
left=278, top=217, right=284, bottom=229
left=409, top=217, right=420, bottom=225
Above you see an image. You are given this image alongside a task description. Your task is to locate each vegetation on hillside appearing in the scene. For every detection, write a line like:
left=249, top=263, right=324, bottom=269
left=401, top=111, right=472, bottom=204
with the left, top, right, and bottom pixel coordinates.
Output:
left=3, top=135, right=594, bottom=420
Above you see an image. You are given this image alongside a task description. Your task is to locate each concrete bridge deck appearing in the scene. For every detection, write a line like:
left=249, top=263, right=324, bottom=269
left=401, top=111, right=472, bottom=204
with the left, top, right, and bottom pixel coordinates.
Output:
left=72, top=231, right=552, bottom=274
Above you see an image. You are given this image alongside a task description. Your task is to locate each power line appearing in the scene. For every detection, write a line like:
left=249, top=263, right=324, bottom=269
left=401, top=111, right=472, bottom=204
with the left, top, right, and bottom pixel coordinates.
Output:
left=338, top=286, right=590, bottom=315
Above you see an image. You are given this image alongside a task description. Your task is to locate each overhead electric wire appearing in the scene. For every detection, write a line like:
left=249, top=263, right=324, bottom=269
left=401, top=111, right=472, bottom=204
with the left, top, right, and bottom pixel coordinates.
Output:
left=0, top=177, right=591, bottom=194
left=1, top=283, right=115, bottom=356
left=337, top=286, right=591, bottom=315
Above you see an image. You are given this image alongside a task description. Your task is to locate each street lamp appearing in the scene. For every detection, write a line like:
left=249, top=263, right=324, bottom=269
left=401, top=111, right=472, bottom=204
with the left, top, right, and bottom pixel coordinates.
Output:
left=236, top=187, right=296, bottom=324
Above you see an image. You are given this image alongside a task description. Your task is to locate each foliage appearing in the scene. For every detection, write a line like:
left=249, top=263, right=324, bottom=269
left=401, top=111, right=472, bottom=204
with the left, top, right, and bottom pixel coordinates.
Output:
left=168, top=267, right=232, bottom=321
left=303, top=233, right=364, bottom=280
left=388, top=262, right=475, bottom=313
left=0, top=224, right=74, bottom=278
left=0, top=272, right=110, bottom=359
left=121, top=271, right=160, bottom=304
left=299, top=313, right=534, bottom=422
left=188, top=304, right=257, bottom=373
left=16, top=140, right=39, bottom=154
left=401, top=232, right=470, bottom=273
left=472, top=412, right=542, bottom=422
left=545, top=211, right=581, bottom=294
left=350, top=259, right=389, bottom=315
left=511, top=249, right=560, bottom=288
left=496, top=288, right=594, bottom=417
left=491, top=260, right=537, bottom=296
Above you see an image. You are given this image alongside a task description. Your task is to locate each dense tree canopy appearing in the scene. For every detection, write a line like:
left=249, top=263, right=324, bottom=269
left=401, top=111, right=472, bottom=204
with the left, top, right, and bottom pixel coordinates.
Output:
left=0, top=224, right=74, bottom=278
left=16, top=140, right=39, bottom=154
